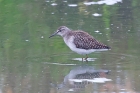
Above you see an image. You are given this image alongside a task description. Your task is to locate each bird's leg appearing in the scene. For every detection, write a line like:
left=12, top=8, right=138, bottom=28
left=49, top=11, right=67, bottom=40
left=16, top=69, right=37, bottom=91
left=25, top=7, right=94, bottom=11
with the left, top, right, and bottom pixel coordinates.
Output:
left=82, top=57, right=83, bottom=62
left=84, top=54, right=88, bottom=61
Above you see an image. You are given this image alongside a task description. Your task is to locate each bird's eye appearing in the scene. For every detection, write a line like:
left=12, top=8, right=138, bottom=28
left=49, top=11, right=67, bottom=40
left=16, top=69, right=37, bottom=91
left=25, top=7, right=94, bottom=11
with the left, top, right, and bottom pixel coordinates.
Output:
left=59, top=29, right=64, bottom=32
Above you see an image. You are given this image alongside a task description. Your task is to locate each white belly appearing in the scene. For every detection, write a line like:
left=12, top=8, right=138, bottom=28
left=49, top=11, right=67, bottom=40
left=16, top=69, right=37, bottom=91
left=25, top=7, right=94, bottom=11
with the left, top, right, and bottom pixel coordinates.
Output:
left=63, top=36, right=108, bottom=55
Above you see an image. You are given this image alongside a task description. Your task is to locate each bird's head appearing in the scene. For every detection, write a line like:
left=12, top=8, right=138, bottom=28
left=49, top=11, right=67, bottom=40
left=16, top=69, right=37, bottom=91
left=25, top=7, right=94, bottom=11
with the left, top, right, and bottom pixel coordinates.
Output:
left=49, top=26, right=71, bottom=38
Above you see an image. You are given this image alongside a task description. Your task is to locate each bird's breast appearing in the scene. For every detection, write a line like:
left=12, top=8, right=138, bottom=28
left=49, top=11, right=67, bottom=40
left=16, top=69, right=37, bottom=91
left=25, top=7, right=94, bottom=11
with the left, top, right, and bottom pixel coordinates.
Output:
left=63, top=36, right=76, bottom=50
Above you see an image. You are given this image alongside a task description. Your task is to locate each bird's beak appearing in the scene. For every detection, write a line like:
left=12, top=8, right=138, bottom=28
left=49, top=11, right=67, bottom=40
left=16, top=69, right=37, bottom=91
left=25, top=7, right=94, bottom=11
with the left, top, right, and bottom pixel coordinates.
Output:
left=49, top=31, right=58, bottom=38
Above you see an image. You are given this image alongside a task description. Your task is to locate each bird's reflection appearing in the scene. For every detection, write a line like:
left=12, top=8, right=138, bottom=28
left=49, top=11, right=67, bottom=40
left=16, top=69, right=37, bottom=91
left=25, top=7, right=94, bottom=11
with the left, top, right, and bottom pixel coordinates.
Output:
left=51, top=65, right=111, bottom=92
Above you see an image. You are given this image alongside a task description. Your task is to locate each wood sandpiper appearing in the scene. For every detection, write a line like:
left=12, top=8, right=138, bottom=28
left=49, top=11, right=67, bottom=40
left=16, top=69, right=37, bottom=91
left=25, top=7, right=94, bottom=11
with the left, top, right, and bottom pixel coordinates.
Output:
left=49, top=26, right=110, bottom=61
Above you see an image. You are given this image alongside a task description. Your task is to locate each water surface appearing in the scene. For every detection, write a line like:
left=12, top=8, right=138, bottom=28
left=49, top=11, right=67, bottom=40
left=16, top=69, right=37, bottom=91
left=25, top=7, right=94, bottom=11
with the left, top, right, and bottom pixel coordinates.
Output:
left=0, top=0, right=140, bottom=93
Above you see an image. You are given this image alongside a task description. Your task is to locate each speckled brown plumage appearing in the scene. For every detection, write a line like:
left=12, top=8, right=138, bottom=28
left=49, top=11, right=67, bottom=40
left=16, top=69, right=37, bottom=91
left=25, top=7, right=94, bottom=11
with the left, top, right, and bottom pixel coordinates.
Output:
left=67, top=31, right=110, bottom=50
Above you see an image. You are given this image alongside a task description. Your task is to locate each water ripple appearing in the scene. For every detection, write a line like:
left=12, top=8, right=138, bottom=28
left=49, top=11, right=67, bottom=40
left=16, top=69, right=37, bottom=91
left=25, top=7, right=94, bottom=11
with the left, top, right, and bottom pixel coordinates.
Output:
left=44, top=62, right=77, bottom=66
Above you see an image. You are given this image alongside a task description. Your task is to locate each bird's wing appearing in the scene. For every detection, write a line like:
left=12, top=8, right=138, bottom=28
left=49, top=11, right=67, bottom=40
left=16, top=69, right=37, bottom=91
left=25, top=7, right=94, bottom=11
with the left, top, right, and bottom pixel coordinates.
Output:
left=73, top=31, right=110, bottom=50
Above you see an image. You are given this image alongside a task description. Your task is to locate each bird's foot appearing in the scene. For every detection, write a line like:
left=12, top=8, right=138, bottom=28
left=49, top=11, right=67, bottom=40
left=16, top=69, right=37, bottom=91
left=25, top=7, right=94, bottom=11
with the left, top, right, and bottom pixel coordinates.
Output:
left=82, top=57, right=88, bottom=62
left=84, top=57, right=88, bottom=62
left=85, top=54, right=88, bottom=62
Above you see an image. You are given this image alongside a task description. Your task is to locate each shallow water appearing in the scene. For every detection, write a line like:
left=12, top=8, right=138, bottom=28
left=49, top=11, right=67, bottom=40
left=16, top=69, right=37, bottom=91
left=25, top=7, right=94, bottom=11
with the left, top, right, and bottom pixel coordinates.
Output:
left=0, top=0, right=140, bottom=93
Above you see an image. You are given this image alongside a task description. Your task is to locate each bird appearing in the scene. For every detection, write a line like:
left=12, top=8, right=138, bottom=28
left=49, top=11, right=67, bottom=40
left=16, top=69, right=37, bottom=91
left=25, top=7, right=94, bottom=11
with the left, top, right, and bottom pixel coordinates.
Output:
left=49, top=26, right=110, bottom=61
